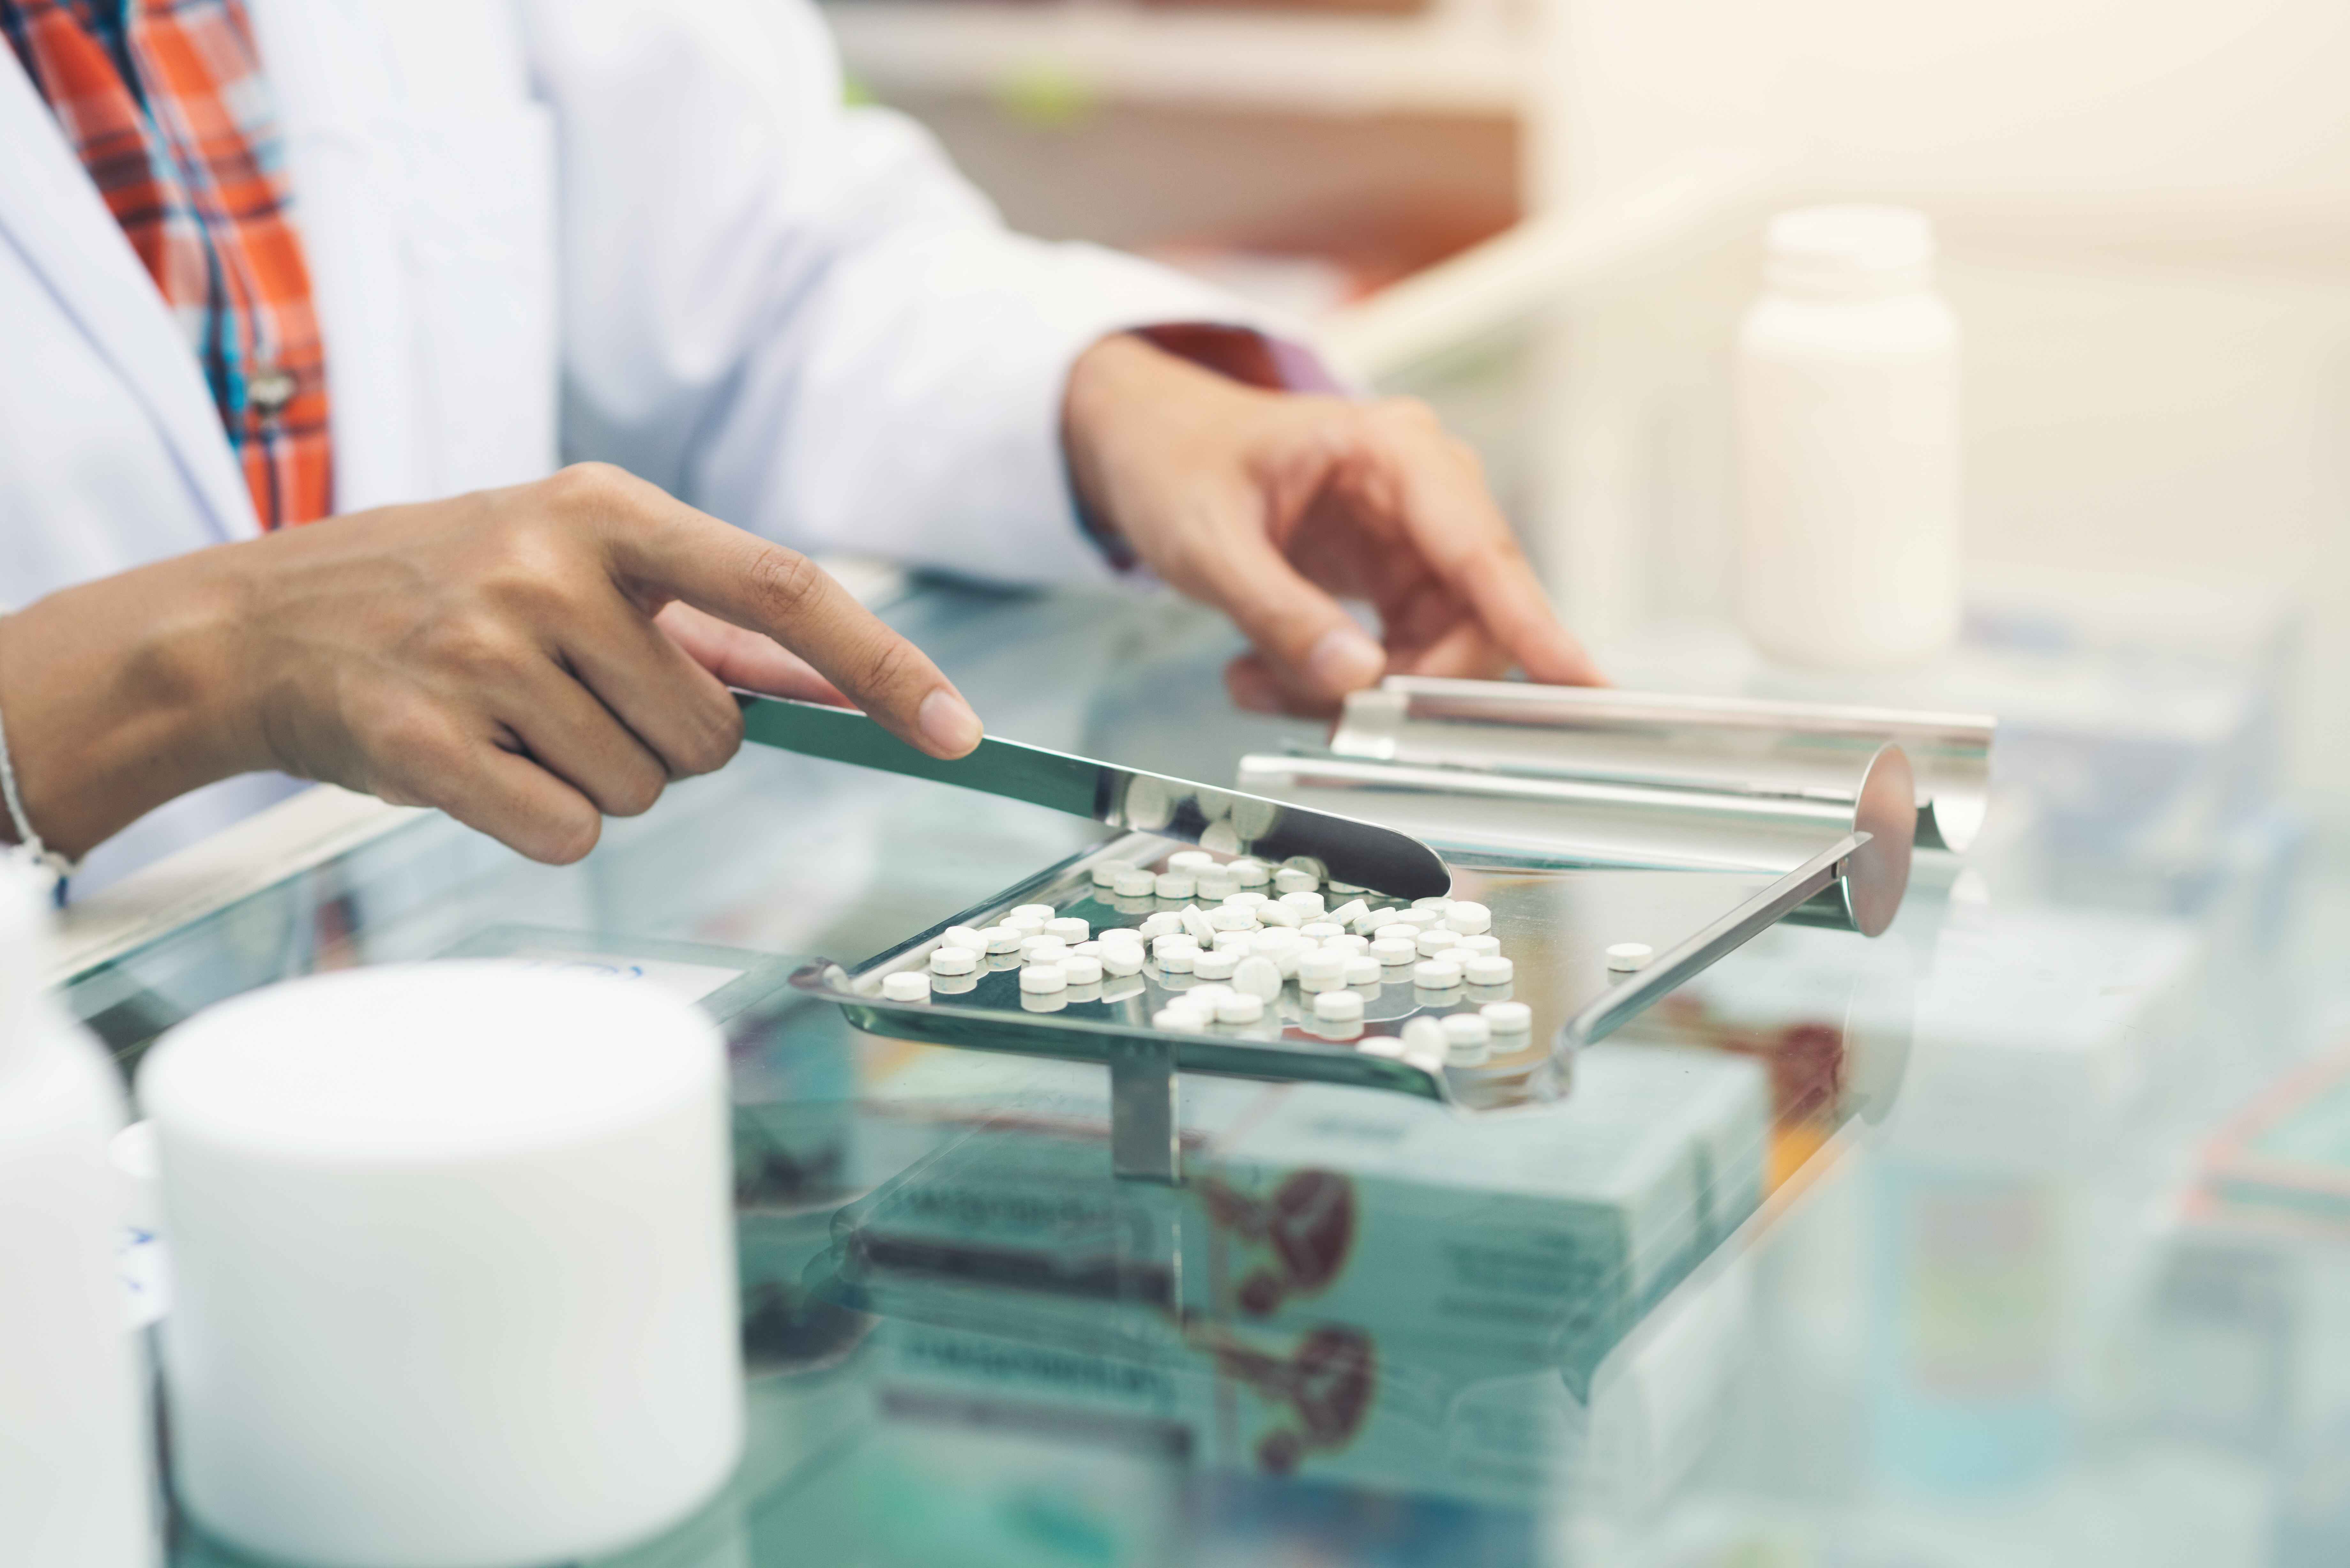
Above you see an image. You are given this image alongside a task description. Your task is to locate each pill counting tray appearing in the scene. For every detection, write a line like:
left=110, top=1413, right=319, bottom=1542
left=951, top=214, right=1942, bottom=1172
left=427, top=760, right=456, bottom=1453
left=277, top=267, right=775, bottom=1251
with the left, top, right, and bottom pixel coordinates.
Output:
left=790, top=832, right=1841, bottom=1183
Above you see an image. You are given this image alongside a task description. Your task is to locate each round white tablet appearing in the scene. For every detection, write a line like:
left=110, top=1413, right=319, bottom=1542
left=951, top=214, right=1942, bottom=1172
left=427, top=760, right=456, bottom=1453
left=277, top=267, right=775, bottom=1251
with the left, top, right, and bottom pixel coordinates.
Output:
left=1213, top=991, right=1264, bottom=1024
left=1180, top=906, right=1217, bottom=946
left=1098, top=927, right=1145, bottom=948
left=1369, top=938, right=1418, bottom=967
left=1441, top=1012, right=1491, bottom=1047
left=1019, top=935, right=1068, bottom=963
left=1463, top=955, right=1513, bottom=986
left=1297, top=950, right=1346, bottom=991
left=1222, top=890, right=1270, bottom=908
left=1139, top=912, right=1183, bottom=940
left=882, top=971, right=931, bottom=1002
left=1359, top=1035, right=1406, bottom=1059
left=1193, top=948, right=1239, bottom=980
left=1211, top=931, right=1253, bottom=951
left=1167, top=850, right=1215, bottom=872
left=1228, top=859, right=1270, bottom=887
left=1413, top=958, right=1464, bottom=989
left=1257, top=902, right=1302, bottom=929
left=1152, top=931, right=1198, bottom=955
left=1045, top=917, right=1089, bottom=943
left=1159, top=946, right=1198, bottom=974
left=1272, top=868, right=1320, bottom=896
left=1401, top=1016, right=1449, bottom=1057
left=1414, top=929, right=1460, bottom=959
left=1443, top=902, right=1492, bottom=935
left=1412, top=897, right=1452, bottom=913
left=1018, top=964, right=1066, bottom=993
left=1312, top=989, right=1364, bottom=1024
left=1453, top=934, right=1501, bottom=957
left=1395, top=908, right=1444, bottom=931
left=1099, top=946, right=1144, bottom=977
left=1231, top=955, right=1283, bottom=1001
left=1090, top=864, right=1121, bottom=887
left=980, top=926, right=1023, bottom=954
left=1010, top=903, right=1056, bottom=922
left=1112, top=868, right=1156, bottom=898
left=1281, top=856, right=1326, bottom=880
left=1153, top=1007, right=1206, bottom=1033
left=1342, top=954, right=1384, bottom=988
left=1323, top=933, right=1369, bottom=953
left=1060, top=954, right=1103, bottom=985
left=1277, top=890, right=1326, bottom=918
left=1299, top=922, right=1344, bottom=943
left=1208, top=904, right=1258, bottom=932
left=1606, top=942, right=1654, bottom=972
left=1154, top=871, right=1196, bottom=900
left=1374, top=923, right=1419, bottom=946
left=944, top=925, right=988, bottom=954
left=1326, top=899, right=1371, bottom=932
left=1481, top=1001, right=1533, bottom=1034
left=1195, top=870, right=1238, bottom=901
left=929, top=946, right=978, bottom=976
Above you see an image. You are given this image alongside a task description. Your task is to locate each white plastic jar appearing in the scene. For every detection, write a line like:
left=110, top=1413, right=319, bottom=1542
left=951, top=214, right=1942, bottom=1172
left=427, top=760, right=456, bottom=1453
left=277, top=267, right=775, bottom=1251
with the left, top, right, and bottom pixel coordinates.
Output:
left=1735, top=206, right=1961, bottom=671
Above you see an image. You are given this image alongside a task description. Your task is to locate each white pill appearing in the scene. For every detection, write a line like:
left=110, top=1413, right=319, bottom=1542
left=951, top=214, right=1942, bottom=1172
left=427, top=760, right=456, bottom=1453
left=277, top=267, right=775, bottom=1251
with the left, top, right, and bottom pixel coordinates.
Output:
left=1232, top=955, right=1283, bottom=1001
left=1374, top=923, right=1420, bottom=946
left=1020, top=935, right=1068, bottom=962
left=1154, top=1006, right=1207, bottom=1033
left=980, top=925, right=1023, bottom=954
left=1442, top=1014, right=1491, bottom=1064
left=1010, top=903, right=1056, bottom=921
left=1154, top=871, right=1196, bottom=900
left=1214, top=991, right=1265, bottom=1024
left=1273, top=868, right=1320, bottom=896
left=1443, top=901, right=1493, bottom=935
left=1350, top=906, right=1390, bottom=935
left=1279, top=890, right=1326, bottom=917
left=944, top=924, right=988, bottom=953
left=1258, top=902, right=1302, bottom=929
left=1606, top=942, right=1655, bottom=972
left=1100, top=946, right=1144, bottom=976
left=1359, top=1035, right=1406, bottom=1059
left=882, top=971, right=931, bottom=1002
left=1139, top=912, right=1183, bottom=940
left=1300, top=921, right=1345, bottom=942
left=1180, top=905, right=1217, bottom=946
left=1369, top=937, right=1418, bottom=967
left=1152, top=931, right=1198, bottom=955
left=1211, top=931, right=1253, bottom=952
left=1228, top=858, right=1270, bottom=887
left=1463, top=954, right=1513, bottom=986
left=1090, top=864, right=1121, bottom=887
left=1313, top=989, right=1365, bottom=1023
left=1298, top=950, right=1347, bottom=991
left=1193, top=948, right=1239, bottom=980
left=1413, top=897, right=1452, bottom=914
left=1482, top=1001, right=1533, bottom=1033
left=1323, top=933, right=1369, bottom=953
left=1326, top=899, right=1371, bottom=931
left=1329, top=880, right=1366, bottom=895
left=1281, top=855, right=1326, bottom=880
left=1072, top=939, right=1103, bottom=956
left=1414, top=958, right=1464, bottom=989
left=1208, top=904, right=1258, bottom=932
left=1045, top=916, right=1090, bottom=943
left=1195, top=869, right=1239, bottom=901
left=929, top=946, right=979, bottom=976
left=1453, top=934, right=1502, bottom=957
left=1343, top=954, right=1384, bottom=988
left=1113, top=868, right=1157, bottom=897
left=1098, top=927, right=1146, bottom=948
left=1187, top=984, right=1234, bottom=1007
left=1003, top=911, right=1047, bottom=934
left=1414, top=929, right=1460, bottom=958
left=1061, top=954, right=1103, bottom=985
left=1401, top=1016, right=1449, bottom=1058
left=1159, top=946, right=1198, bottom=974
left=1396, top=907, right=1444, bottom=930
left=1018, top=964, right=1066, bottom=993
left=1222, top=890, right=1270, bottom=908
left=1168, top=850, right=1215, bottom=872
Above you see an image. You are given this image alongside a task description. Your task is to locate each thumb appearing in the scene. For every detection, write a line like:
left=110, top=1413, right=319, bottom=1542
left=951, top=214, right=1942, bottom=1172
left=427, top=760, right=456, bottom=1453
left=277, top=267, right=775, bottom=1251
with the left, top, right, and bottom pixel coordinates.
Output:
left=1189, top=527, right=1386, bottom=707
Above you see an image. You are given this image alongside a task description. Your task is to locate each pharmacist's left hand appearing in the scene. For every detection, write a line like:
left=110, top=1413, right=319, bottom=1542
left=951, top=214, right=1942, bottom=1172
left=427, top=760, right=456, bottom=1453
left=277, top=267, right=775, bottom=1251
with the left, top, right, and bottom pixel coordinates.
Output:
left=1062, top=333, right=1603, bottom=715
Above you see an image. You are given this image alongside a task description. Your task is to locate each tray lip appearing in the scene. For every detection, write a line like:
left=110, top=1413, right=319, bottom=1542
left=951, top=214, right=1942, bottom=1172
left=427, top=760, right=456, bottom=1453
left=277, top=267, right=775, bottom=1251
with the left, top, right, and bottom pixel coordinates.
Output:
left=787, top=833, right=1452, bottom=1103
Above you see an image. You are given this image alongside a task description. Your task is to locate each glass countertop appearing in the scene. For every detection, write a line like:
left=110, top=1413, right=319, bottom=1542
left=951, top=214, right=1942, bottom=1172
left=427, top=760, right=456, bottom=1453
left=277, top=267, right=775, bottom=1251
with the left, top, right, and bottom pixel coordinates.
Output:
left=69, top=577, right=2350, bottom=1568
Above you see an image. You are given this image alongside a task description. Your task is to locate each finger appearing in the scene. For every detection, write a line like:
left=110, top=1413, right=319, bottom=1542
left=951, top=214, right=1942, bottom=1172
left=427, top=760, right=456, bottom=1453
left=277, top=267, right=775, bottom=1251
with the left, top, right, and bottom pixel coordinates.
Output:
left=1182, top=505, right=1387, bottom=707
left=556, top=596, right=748, bottom=781
left=496, top=659, right=673, bottom=819
left=652, top=601, right=851, bottom=706
left=1383, top=616, right=1510, bottom=682
left=577, top=470, right=981, bottom=757
left=1225, top=654, right=1286, bottom=715
left=378, top=719, right=604, bottom=865
left=1356, top=418, right=1606, bottom=687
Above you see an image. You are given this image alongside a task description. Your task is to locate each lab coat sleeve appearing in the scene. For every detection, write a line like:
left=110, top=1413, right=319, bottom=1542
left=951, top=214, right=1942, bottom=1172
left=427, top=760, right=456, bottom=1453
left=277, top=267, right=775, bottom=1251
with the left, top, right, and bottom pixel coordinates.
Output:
left=526, top=0, right=1302, bottom=586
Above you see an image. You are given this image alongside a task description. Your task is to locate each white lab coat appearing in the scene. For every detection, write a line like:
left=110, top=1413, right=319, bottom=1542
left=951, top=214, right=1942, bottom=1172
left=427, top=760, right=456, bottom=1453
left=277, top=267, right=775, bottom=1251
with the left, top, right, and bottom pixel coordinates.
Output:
left=0, top=0, right=1267, bottom=891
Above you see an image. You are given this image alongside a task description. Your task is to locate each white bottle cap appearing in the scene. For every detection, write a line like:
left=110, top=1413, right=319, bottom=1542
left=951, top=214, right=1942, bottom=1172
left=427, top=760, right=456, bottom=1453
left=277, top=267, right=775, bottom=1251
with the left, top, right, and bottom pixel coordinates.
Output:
left=1764, top=205, right=1934, bottom=298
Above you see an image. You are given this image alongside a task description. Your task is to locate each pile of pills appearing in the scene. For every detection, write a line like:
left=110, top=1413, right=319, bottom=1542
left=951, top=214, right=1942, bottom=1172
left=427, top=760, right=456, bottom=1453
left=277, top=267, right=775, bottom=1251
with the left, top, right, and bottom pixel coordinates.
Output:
left=888, top=851, right=1540, bottom=1071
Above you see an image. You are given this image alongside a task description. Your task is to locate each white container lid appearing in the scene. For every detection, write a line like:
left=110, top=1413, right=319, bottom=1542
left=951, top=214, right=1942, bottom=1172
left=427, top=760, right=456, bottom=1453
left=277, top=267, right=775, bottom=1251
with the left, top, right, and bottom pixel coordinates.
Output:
left=1764, top=205, right=1935, bottom=298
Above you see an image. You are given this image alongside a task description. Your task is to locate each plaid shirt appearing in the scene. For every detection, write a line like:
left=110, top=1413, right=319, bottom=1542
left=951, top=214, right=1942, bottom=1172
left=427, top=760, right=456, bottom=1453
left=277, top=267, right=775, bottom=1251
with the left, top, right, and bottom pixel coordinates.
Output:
left=2, top=0, right=331, bottom=528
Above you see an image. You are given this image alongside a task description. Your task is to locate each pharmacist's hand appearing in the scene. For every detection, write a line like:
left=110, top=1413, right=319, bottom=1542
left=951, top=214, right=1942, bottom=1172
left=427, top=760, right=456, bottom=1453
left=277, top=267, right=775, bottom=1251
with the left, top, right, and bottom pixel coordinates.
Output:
left=1062, top=333, right=1603, bottom=715
left=218, top=464, right=980, bottom=862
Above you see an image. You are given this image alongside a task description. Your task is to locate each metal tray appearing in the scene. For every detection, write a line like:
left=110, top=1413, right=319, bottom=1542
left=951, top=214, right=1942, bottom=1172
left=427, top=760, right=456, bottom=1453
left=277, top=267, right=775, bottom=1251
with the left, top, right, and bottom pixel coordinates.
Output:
left=791, top=831, right=1840, bottom=1181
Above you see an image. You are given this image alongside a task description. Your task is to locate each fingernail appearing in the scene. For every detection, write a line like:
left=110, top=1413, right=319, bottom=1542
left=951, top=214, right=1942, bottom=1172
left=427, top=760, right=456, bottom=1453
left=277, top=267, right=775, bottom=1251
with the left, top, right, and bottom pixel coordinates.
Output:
left=918, top=688, right=983, bottom=756
left=1304, top=626, right=1386, bottom=696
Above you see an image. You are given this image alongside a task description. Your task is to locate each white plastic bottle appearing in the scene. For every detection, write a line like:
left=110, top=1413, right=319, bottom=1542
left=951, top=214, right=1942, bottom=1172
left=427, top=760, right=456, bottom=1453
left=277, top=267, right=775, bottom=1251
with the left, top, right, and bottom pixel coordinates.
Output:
left=0, top=858, right=157, bottom=1567
left=1735, top=205, right=1962, bottom=670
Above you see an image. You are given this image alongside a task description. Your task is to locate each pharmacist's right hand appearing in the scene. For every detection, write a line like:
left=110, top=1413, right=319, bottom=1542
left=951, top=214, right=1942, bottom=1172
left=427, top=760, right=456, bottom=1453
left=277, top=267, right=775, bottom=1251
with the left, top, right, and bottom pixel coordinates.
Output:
left=216, top=464, right=983, bottom=863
